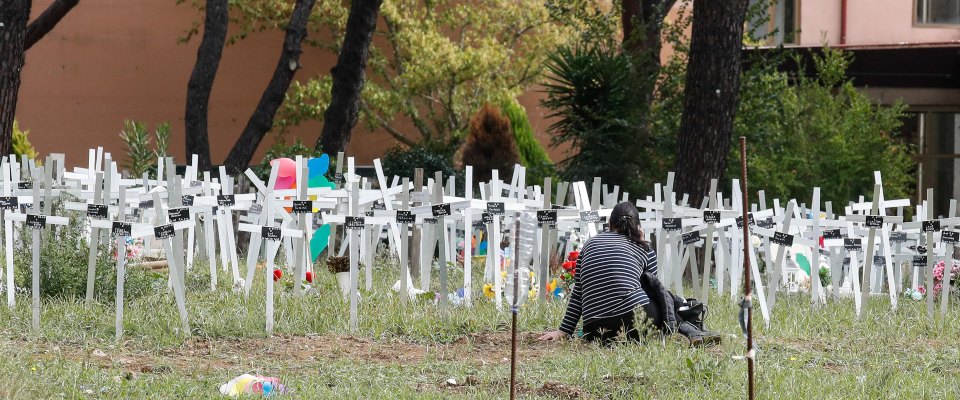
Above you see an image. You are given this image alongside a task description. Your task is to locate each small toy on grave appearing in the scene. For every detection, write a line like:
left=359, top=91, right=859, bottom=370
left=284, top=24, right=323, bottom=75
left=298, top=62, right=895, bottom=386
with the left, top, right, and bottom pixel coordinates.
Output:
left=233, top=278, right=245, bottom=293
left=903, top=288, right=924, bottom=301
left=438, top=288, right=467, bottom=306
left=218, top=373, right=288, bottom=397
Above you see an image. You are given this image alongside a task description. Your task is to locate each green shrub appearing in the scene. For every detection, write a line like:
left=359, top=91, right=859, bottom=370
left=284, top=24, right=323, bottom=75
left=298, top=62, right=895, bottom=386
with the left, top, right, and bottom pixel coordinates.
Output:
left=12, top=194, right=160, bottom=302
left=12, top=119, right=39, bottom=162
left=542, top=41, right=653, bottom=196
left=380, top=143, right=462, bottom=186
left=119, top=120, right=171, bottom=179
left=501, top=100, right=556, bottom=186
left=729, top=46, right=914, bottom=206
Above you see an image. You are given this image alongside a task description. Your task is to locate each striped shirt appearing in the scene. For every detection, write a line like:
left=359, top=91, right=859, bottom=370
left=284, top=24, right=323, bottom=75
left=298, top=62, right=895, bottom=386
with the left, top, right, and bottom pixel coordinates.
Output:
left=558, top=231, right=658, bottom=335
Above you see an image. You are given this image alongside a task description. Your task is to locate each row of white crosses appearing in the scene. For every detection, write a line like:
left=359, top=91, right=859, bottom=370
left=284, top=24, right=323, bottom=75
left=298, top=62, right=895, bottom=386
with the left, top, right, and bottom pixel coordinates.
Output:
left=4, top=144, right=958, bottom=338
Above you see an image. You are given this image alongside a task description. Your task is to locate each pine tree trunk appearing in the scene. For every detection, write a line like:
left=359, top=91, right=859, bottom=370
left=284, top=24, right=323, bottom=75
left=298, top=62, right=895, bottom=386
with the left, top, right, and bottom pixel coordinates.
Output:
left=24, top=0, right=79, bottom=50
left=0, top=0, right=31, bottom=156
left=222, top=0, right=317, bottom=173
left=317, top=0, right=383, bottom=155
left=673, top=0, right=749, bottom=204
left=185, top=0, right=228, bottom=171
left=622, top=0, right=676, bottom=71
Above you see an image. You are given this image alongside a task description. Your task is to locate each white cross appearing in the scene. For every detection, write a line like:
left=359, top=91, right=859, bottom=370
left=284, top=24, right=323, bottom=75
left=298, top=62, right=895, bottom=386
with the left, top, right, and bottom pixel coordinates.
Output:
left=6, top=166, right=70, bottom=330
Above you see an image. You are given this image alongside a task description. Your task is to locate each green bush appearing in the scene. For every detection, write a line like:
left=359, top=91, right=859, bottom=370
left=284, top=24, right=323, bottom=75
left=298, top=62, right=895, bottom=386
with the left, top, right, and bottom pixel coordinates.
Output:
left=501, top=99, right=556, bottom=186
left=729, top=46, right=914, bottom=206
left=12, top=194, right=160, bottom=301
left=119, top=120, right=171, bottom=179
left=12, top=119, right=39, bottom=162
left=542, top=41, right=654, bottom=196
left=380, top=143, right=462, bottom=187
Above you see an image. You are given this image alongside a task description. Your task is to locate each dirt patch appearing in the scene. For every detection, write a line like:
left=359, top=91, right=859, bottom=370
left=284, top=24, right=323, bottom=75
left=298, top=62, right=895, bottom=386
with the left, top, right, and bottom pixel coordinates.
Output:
left=9, top=332, right=560, bottom=377
left=535, top=381, right=594, bottom=400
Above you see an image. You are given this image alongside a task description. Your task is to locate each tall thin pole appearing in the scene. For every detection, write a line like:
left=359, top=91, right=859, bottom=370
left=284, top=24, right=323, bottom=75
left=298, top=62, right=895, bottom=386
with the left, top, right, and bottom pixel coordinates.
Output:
left=509, top=215, right=521, bottom=400
left=740, top=137, right=755, bottom=400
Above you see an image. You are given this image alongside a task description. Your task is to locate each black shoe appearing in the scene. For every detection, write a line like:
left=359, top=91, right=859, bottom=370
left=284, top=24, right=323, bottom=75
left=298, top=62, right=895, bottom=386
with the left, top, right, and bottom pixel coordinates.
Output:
left=677, top=321, right=722, bottom=347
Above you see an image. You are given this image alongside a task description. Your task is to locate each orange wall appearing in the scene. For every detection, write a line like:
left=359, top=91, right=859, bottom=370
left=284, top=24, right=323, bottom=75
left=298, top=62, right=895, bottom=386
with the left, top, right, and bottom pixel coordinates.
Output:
left=16, top=0, right=559, bottom=168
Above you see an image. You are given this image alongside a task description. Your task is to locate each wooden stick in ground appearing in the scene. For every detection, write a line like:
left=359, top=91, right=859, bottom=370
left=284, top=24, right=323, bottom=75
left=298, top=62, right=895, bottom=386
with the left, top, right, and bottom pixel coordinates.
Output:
left=508, top=213, right=521, bottom=400
left=739, top=137, right=755, bottom=400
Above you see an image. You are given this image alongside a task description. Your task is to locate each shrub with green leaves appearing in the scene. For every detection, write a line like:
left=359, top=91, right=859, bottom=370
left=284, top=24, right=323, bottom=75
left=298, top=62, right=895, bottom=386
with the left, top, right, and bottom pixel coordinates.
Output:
left=542, top=41, right=654, bottom=197
left=380, top=143, right=462, bottom=186
left=12, top=194, right=160, bottom=302
left=728, top=46, right=914, bottom=206
left=12, top=119, right=39, bottom=162
left=501, top=99, right=556, bottom=186
left=119, top=120, right=171, bottom=179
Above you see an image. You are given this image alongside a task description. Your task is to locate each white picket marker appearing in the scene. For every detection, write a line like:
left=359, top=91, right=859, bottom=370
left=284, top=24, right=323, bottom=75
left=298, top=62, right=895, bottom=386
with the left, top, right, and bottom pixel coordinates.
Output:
left=238, top=194, right=303, bottom=334
left=463, top=166, right=474, bottom=304
left=700, top=179, right=719, bottom=304
left=434, top=171, right=450, bottom=309
left=765, top=200, right=795, bottom=312
left=809, top=187, right=825, bottom=306
left=150, top=192, right=191, bottom=335
left=398, top=178, right=412, bottom=302
left=219, top=166, right=242, bottom=281
left=939, top=200, right=957, bottom=316
left=6, top=169, right=70, bottom=330
left=348, top=179, right=361, bottom=331
left=490, top=170, right=504, bottom=308
left=1, top=159, right=18, bottom=308
left=112, top=187, right=130, bottom=340
left=243, top=166, right=280, bottom=298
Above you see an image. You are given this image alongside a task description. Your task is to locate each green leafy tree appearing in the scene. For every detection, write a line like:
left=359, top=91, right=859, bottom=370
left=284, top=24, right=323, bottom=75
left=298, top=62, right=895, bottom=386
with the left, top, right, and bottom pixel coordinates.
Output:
left=191, top=0, right=575, bottom=151
left=730, top=47, right=914, bottom=206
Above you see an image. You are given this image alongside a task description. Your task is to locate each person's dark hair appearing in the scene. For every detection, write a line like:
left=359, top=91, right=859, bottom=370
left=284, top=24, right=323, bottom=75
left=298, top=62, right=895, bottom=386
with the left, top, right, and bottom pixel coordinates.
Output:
left=609, top=202, right=650, bottom=250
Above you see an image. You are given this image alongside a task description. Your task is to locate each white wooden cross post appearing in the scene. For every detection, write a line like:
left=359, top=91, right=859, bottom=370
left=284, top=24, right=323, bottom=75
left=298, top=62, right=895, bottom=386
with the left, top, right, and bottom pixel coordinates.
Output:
left=699, top=179, right=720, bottom=304
left=940, top=201, right=959, bottom=315
left=87, top=186, right=140, bottom=340
left=237, top=192, right=303, bottom=334
left=242, top=166, right=280, bottom=298
left=148, top=191, right=192, bottom=334
left=1, top=158, right=20, bottom=308
left=6, top=168, right=69, bottom=330
left=845, top=184, right=906, bottom=312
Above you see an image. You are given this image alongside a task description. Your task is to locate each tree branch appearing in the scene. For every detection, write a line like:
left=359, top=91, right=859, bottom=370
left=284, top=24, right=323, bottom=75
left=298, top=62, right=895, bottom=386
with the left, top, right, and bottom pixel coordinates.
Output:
left=24, top=0, right=79, bottom=50
left=222, top=0, right=318, bottom=173
left=317, top=0, right=384, bottom=154
left=184, top=0, right=228, bottom=171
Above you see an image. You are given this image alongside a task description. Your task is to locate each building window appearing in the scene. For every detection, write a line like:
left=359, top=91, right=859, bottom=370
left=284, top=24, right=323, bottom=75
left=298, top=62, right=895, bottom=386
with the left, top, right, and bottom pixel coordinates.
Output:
left=907, top=112, right=960, bottom=217
left=916, top=0, right=960, bottom=25
left=747, top=0, right=798, bottom=45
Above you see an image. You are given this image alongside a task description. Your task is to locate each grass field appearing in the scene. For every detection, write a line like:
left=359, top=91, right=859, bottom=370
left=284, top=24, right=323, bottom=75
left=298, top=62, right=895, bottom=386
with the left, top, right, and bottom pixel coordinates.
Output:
left=0, top=261, right=958, bottom=399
